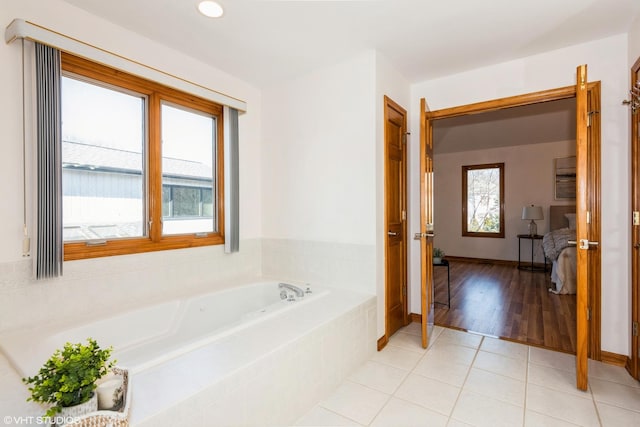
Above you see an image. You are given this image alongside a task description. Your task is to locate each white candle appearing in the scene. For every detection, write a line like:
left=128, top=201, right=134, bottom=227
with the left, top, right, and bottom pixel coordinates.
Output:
left=96, top=378, right=123, bottom=410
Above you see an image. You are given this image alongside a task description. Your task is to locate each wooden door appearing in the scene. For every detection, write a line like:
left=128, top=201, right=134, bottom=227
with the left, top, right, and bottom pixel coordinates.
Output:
left=575, top=64, right=593, bottom=390
left=420, top=98, right=435, bottom=348
left=631, top=57, right=640, bottom=381
left=384, top=96, right=408, bottom=338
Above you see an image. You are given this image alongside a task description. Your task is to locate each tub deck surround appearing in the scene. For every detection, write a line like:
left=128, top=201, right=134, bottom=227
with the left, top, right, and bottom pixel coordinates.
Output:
left=131, top=288, right=376, bottom=426
left=0, top=280, right=376, bottom=426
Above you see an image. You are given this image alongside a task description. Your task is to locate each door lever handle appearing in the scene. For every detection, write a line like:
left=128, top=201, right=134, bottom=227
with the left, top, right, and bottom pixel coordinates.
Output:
left=413, top=232, right=435, bottom=239
left=569, top=239, right=599, bottom=249
left=388, top=231, right=399, bottom=236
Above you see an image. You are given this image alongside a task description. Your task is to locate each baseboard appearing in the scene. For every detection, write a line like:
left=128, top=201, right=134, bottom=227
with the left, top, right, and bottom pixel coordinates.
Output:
left=601, top=351, right=629, bottom=367
left=377, top=334, right=388, bottom=351
left=444, top=256, right=519, bottom=267
left=410, top=313, right=421, bottom=323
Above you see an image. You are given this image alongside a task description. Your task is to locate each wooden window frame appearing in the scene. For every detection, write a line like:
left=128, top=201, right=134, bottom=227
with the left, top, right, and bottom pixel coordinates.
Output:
left=461, top=162, right=505, bottom=238
left=61, top=53, right=224, bottom=260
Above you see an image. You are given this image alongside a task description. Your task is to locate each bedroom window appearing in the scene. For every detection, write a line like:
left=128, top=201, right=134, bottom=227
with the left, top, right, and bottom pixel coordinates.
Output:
left=462, top=163, right=505, bottom=238
left=61, top=53, right=224, bottom=260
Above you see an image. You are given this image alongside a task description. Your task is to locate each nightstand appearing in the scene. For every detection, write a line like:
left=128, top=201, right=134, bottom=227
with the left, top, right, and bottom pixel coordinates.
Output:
left=517, top=234, right=547, bottom=272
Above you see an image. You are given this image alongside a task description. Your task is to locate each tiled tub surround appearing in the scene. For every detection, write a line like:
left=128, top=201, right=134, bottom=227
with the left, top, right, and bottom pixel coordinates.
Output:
left=0, top=239, right=263, bottom=334
left=262, top=239, right=376, bottom=296
left=0, top=281, right=376, bottom=426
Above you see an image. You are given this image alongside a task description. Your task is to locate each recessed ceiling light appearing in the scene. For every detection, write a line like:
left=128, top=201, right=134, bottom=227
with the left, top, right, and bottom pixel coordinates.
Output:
left=198, top=1, right=224, bottom=18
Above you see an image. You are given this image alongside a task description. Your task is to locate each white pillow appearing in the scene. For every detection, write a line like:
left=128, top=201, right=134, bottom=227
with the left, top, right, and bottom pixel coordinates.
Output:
left=565, top=213, right=576, bottom=230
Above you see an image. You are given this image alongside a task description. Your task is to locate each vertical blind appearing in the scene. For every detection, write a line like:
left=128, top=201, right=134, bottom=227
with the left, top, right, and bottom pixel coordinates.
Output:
left=225, top=106, right=240, bottom=253
left=35, top=42, right=63, bottom=279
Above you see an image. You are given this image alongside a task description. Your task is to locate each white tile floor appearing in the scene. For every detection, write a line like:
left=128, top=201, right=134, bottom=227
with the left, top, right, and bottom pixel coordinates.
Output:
left=295, top=324, right=640, bottom=427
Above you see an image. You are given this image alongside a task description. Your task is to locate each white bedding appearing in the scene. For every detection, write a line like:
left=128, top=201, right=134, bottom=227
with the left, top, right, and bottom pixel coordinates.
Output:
left=549, top=246, right=576, bottom=294
left=542, top=228, right=577, bottom=295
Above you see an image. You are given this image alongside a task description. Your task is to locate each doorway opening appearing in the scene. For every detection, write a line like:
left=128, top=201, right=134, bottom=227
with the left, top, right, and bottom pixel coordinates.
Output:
left=424, top=84, right=602, bottom=360
left=433, top=98, right=577, bottom=354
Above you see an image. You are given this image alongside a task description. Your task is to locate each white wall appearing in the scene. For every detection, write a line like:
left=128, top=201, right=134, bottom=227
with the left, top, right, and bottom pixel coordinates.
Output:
left=409, top=34, right=630, bottom=355
left=0, top=0, right=264, bottom=332
left=261, top=51, right=376, bottom=245
left=434, top=140, right=575, bottom=262
left=261, top=50, right=410, bottom=337
left=260, top=52, right=378, bottom=316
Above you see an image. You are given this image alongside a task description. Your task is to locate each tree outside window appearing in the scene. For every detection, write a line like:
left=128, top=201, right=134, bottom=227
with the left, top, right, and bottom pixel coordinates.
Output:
left=462, top=163, right=505, bottom=238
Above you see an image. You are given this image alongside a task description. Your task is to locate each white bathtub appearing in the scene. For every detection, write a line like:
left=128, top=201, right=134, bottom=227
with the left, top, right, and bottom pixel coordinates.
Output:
left=0, top=281, right=327, bottom=376
left=1, top=280, right=376, bottom=426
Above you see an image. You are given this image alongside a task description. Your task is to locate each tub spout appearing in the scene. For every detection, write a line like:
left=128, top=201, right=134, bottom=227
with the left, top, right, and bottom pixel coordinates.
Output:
left=278, top=282, right=304, bottom=298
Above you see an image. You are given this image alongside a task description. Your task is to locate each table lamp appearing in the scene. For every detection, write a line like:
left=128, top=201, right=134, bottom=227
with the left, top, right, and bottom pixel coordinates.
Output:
left=522, top=205, right=544, bottom=236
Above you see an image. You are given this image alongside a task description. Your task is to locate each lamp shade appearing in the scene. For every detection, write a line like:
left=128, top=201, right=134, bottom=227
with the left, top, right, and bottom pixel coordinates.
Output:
left=522, top=205, right=544, bottom=220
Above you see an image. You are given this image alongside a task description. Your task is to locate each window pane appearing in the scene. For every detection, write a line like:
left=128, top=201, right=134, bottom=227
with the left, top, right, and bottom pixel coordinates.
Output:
left=466, top=167, right=501, bottom=233
left=161, top=103, right=215, bottom=235
left=61, top=76, right=145, bottom=242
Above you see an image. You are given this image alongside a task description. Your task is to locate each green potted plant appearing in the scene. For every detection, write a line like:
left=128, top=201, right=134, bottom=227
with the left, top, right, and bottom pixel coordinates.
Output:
left=433, top=247, right=445, bottom=264
left=22, top=338, right=116, bottom=418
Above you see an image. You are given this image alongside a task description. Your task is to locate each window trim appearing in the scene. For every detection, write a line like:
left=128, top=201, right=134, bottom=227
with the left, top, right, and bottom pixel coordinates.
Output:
left=461, top=162, right=505, bottom=238
left=61, top=53, right=224, bottom=260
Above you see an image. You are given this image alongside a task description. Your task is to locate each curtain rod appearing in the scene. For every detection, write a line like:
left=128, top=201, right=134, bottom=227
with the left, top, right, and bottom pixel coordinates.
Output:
left=5, top=19, right=247, bottom=112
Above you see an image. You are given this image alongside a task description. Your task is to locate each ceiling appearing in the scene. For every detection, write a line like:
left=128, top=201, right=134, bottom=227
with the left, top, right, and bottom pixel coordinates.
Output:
left=60, top=0, right=640, bottom=88
left=433, top=98, right=576, bottom=154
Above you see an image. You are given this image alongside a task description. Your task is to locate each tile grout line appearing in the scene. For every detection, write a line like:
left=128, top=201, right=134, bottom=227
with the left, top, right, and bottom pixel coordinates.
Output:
left=318, top=378, right=393, bottom=427
left=446, top=335, right=485, bottom=424
left=522, top=344, right=530, bottom=426
left=588, top=382, right=605, bottom=427
left=361, top=343, right=425, bottom=426
left=368, top=327, right=458, bottom=422
left=314, top=400, right=368, bottom=427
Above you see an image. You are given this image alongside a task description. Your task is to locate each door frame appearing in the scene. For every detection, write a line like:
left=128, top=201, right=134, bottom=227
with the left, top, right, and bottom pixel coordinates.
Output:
left=421, top=84, right=602, bottom=361
left=630, top=56, right=640, bottom=380
left=383, top=95, right=409, bottom=345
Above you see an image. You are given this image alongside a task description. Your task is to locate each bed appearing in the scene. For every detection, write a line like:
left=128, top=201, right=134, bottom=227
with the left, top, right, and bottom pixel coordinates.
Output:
left=542, top=205, right=577, bottom=294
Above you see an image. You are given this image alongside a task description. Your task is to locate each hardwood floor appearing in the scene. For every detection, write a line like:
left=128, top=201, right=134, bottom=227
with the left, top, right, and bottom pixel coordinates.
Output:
left=434, top=260, right=577, bottom=354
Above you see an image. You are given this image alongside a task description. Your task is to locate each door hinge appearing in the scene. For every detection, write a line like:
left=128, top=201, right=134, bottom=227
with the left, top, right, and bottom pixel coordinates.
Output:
left=587, top=308, right=591, bottom=321
left=633, top=321, right=638, bottom=337
left=403, top=287, right=407, bottom=297
left=634, top=211, right=640, bottom=226
left=587, top=110, right=599, bottom=127
left=402, top=210, right=406, bottom=221
left=402, top=132, right=410, bottom=144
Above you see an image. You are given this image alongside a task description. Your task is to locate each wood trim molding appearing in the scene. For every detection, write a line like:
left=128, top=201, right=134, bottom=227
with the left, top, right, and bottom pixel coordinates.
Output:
left=61, top=53, right=226, bottom=260
left=429, top=86, right=576, bottom=120
left=428, top=83, right=602, bottom=369
left=443, top=256, right=518, bottom=267
left=587, top=81, right=602, bottom=363
left=630, top=56, right=640, bottom=380
left=377, top=334, right=388, bottom=351
left=601, top=351, right=629, bottom=367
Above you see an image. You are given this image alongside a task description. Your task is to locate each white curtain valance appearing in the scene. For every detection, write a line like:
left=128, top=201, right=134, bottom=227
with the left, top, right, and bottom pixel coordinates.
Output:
left=5, top=19, right=247, bottom=112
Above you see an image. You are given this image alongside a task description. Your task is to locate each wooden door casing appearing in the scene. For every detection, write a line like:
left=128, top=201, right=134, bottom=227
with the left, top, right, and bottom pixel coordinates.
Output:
left=630, top=57, right=640, bottom=380
left=422, top=80, right=601, bottom=389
